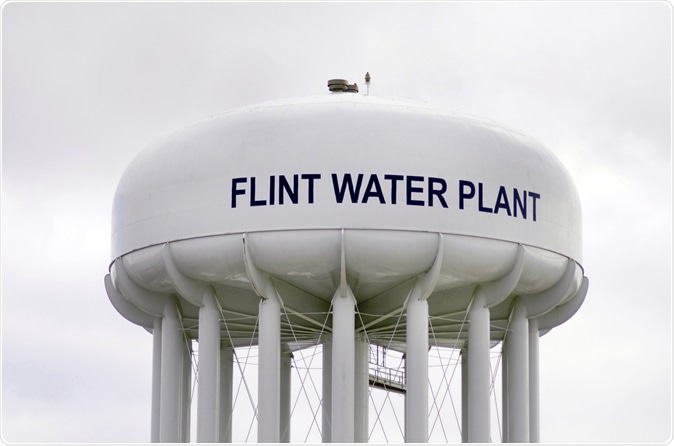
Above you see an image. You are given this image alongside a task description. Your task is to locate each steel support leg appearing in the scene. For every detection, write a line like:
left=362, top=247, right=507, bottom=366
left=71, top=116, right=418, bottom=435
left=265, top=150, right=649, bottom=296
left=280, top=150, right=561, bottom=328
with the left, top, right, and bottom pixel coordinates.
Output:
left=467, top=291, right=490, bottom=442
left=219, top=345, right=233, bottom=443
left=322, top=337, right=332, bottom=443
left=502, top=335, right=509, bottom=443
left=197, top=291, right=220, bottom=442
left=159, top=301, right=182, bottom=443
left=506, top=299, right=529, bottom=442
left=151, top=317, right=162, bottom=443
left=354, top=334, right=370, bottom=443
left=331, top=291, right=355, bottom=442
left=181, top=337, right=192, bottom=443
left=461, top=347, right=469, bottom=443
left=405, top=296, right=429, bottom=443
left=280, top=347, right=293, bottom=443
left=258, top=291, right=281, bottom=442
left=529, top=317, right=540, bottom=443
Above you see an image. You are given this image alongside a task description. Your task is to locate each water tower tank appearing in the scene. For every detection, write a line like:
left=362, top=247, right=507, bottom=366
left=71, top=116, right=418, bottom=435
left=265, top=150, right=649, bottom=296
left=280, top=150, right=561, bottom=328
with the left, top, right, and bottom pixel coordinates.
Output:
left=105, top=77, right=588, bottom=444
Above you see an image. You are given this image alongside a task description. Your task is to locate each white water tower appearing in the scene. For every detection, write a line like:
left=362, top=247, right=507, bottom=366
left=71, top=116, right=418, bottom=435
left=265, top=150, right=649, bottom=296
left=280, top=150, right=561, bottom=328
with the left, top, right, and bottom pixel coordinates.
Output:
left=105, top=76, right=588, bottom=443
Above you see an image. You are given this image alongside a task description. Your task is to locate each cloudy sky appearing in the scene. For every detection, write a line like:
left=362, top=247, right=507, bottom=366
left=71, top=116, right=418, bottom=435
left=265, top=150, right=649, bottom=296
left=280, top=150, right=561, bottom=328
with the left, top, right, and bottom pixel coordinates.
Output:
left=1, top=1, right=671, bottom=444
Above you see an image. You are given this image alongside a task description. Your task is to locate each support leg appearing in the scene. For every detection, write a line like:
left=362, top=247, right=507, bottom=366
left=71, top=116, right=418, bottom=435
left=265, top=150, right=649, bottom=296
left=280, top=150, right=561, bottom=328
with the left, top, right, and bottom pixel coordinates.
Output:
left=219, top=345, right=234, bottom=443
left=280, top=347, right=293, bottom=443
left=405, top=296, right=429, bottom=443
left=502, top=336, right=509, bottom=443
left=159, top=301, right=183, bottom=443
left=258, top=290, right=281, bottom=442
left=181, top=337, right=192, bottom=443
left=331, top=289, right=355, bottom=442
left=322, top=337, right=332, bottom=443
left=197, top=291, right=220, bottom=442
left=529, top=317, right=540, bottom=443
left=461, top=348, right=468, bottom=443
left=506, top=298, right=529, bottom=443
left=151, top=317, right=162, bottom=443
left=467, top=291, right=491, bottom=443
left=354, top=334, right=369, bottom=443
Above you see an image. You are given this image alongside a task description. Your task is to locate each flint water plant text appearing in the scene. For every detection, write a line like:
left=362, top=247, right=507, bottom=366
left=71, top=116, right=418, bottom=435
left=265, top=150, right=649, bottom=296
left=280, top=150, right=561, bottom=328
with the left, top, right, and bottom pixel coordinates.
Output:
left=231, top=173, right=540, bottom=221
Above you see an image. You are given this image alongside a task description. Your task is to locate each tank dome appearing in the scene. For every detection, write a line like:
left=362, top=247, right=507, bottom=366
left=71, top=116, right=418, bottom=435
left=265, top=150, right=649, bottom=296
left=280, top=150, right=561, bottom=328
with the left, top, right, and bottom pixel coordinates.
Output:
left=112, top=92, right=582, bottom=264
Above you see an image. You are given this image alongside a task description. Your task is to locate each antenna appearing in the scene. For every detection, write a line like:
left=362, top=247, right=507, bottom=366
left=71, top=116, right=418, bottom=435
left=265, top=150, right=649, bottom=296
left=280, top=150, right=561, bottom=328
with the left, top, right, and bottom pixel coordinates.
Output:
left=365, top=72, right=371, bottom=96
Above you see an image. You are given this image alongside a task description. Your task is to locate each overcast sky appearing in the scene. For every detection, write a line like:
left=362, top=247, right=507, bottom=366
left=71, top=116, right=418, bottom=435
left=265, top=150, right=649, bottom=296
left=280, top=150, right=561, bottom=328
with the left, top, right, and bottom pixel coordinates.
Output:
left=1, top=1, right=671, bottom=444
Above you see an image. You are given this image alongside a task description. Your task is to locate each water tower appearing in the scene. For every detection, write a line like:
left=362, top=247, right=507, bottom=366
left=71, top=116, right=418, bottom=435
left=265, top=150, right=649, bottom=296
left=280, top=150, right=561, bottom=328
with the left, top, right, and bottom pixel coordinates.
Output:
left=104, top=76, right=588, bottom=443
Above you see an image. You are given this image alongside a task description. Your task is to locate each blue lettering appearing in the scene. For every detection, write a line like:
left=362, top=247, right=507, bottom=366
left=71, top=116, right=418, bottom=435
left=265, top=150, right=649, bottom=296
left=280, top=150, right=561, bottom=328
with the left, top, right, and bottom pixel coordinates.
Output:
left=231, top=177, right=247, bottom=208
left=529, top=192, right=540, bottom=222
left=428, top=177, right=449, bottom=208
left=269, top=176, right=276, bottom=205
left=477, top=182, right=493, bottom=213
left=494, top=186, right=512, bottom=216
left=384, top=174, right=404, bottom=204
left=231, top=174, right=538, bottom=220
left=332, top=173, right=364, bottom=203
left=513, top=188, right=527, bottom=219
left=406, top=175, right=424, bottom=206
left=362, top=174, right=386, bottom=204
left=459, top=180, right=475, bottom=209
left=302, top=174, right=321, bottom=204
left=250, top=177, right=267, bottom=207
left=279, top=175, right=299, bottom=204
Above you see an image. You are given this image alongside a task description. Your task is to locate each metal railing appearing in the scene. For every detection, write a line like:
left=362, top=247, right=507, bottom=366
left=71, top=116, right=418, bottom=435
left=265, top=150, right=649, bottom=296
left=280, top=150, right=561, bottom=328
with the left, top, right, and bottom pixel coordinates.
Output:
left=368, top=344, right=406, bottom=392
